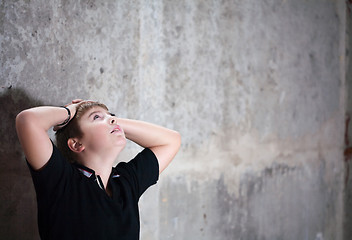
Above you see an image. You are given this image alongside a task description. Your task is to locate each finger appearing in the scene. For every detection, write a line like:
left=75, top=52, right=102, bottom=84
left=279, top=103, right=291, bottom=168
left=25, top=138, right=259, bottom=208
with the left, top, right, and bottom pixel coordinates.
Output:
left=72, top=99, right=83, bottom=104
left=64, top=99, right=83, bottom=107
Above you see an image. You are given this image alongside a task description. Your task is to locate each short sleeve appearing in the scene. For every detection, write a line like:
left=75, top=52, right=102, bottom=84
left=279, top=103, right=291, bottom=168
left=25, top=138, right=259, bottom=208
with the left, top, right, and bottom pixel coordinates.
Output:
left=116, top=148, right=159, bottom=198
left=27, top=141, right=73, bottom=199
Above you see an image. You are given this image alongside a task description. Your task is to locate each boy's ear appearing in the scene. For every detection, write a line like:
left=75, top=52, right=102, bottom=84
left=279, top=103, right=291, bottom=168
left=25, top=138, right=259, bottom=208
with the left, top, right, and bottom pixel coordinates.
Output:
left=67, top=138, right=85, bottom=153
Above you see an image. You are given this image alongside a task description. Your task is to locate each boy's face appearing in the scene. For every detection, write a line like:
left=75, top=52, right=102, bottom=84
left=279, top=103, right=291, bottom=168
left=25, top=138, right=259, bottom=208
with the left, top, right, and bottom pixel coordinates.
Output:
left=77, top=106, right=126, bottom=155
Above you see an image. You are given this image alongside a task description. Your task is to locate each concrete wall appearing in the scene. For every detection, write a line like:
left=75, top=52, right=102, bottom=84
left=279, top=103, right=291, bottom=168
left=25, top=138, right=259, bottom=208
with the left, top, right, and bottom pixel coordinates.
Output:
left=0, top=0, right=347, bottom=239
left=344, top=1, right=352, bottom=239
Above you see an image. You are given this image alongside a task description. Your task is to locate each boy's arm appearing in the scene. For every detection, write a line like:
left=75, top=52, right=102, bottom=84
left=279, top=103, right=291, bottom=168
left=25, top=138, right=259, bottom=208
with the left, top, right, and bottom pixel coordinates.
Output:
left=117, top=118, right=181, bottom=174
left=15, top=101, right=80, bottom=170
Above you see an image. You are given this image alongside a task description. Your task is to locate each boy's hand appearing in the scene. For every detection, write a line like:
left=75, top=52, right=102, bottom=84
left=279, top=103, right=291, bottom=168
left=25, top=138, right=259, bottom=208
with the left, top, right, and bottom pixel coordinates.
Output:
left=53, top=99, right=84, bottom=131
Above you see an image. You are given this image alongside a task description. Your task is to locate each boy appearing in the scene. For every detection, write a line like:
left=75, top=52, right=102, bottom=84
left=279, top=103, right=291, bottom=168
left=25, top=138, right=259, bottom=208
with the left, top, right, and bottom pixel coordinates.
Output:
left=15, top=99, right=181, bottom=240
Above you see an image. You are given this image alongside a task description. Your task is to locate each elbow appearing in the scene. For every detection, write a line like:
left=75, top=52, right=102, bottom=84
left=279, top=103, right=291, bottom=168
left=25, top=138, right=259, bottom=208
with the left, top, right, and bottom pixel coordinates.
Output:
left=16, top=109, right=30, bottom=124
left=15, top=110, right=35, bottom=131
left=173, top=131, right=182, bottom=151
left=16, top=110, right=26, bottom=127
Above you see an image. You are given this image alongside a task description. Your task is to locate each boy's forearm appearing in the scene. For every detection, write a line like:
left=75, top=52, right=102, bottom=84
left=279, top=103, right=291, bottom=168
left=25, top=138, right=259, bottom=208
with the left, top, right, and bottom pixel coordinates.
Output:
left=117, top=118, right=179, bottom=148
left=117, top=118, right=181, bottom=173
left=16, top=106, right=71, bottom=132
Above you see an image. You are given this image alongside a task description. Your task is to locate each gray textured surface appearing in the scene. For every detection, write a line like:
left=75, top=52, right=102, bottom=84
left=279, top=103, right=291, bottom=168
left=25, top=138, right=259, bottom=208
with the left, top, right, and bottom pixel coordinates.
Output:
left=344, top=2, right=352, bottom=239
left=0, top=0, right=348, bottom=239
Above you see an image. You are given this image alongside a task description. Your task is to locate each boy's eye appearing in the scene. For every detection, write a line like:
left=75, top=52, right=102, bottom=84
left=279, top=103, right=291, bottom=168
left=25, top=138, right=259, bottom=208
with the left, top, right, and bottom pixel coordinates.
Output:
left=93, top=114, right=101, bottom=120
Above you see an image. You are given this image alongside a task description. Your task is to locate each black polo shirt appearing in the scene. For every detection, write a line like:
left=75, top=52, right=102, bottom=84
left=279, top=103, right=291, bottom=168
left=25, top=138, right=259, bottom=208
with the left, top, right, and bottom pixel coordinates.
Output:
left=28, top=142, right=159, bottom=240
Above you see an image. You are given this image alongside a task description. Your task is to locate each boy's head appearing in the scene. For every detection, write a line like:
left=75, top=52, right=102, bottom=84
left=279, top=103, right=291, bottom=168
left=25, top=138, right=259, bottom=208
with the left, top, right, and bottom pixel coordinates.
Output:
left=55, top=101, right=109, bottom=163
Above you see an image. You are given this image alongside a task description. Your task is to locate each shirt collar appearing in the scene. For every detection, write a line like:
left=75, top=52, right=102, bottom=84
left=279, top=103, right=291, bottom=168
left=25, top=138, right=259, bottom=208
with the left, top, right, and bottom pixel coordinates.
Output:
left=111, top=167, right=120, bottom=178
left=74, top=163, right=120, bottom=179
left=74, top=163, right=95, bottom=179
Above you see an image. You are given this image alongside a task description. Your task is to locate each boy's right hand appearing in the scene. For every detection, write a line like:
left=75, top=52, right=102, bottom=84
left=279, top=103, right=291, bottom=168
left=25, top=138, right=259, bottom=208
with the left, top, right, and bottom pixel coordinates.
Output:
left=53, top=99, right=84, bottom=131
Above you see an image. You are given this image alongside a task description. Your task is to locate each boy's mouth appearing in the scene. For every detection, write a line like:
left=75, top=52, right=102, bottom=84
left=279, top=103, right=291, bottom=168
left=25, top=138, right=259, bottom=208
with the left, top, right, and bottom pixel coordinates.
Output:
left=111, top=125, right=122, bottom=133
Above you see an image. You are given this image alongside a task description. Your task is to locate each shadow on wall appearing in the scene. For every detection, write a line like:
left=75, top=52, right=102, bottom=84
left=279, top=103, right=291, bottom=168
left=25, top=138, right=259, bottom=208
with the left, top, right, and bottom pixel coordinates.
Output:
left=0, top=87, right=43, bottom=239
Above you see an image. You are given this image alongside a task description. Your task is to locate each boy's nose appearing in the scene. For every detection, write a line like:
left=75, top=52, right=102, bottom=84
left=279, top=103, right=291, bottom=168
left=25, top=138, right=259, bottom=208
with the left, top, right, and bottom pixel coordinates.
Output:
left=110, top=117, right=116, bottom=124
